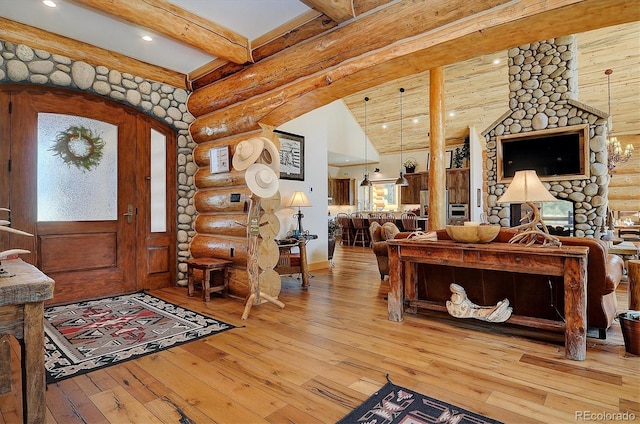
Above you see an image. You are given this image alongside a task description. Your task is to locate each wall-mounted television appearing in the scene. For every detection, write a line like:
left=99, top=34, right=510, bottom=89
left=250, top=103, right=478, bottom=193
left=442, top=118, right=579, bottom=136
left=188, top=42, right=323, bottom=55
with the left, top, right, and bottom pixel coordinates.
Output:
left=497, top=124, right=590, bottom=183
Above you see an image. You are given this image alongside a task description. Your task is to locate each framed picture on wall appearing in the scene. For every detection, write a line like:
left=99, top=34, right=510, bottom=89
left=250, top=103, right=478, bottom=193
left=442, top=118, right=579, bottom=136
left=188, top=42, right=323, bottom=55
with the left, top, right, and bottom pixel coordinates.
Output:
left=426, top=152, right=452, bottom=170
left=274, top=130, right=305, bottom=181
left=445, top=150, right=453, bottom=169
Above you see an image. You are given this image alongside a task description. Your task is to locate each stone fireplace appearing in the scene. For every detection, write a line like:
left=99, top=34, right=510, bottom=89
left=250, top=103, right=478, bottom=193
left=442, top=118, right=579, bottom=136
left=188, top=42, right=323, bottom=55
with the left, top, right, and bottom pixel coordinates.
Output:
left=483, top=35, right=609, bottom=238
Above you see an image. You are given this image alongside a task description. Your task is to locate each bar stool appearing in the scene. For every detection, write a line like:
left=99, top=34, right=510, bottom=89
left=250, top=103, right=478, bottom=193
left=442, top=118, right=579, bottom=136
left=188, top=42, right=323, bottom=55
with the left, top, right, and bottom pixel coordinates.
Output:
left=187, top=258, right=233, bottom=302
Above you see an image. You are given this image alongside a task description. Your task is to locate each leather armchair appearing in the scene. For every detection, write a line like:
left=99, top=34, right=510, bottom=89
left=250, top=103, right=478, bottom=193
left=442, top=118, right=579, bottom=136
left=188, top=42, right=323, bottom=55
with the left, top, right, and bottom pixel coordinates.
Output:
left=370, top=221, right=401, bottom=279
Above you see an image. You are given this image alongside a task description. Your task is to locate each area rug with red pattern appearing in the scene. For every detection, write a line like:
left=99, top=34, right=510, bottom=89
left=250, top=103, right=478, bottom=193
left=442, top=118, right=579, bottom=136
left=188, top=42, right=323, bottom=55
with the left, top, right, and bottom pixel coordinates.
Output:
left=338, top=378, right=503, bottom=424
left=44, top=292, right=235, bottom=383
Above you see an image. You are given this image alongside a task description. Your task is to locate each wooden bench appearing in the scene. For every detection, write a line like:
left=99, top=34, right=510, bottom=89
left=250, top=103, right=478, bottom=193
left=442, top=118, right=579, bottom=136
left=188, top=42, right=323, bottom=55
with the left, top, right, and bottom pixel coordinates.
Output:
left=187, top=258, right=232, bottom=302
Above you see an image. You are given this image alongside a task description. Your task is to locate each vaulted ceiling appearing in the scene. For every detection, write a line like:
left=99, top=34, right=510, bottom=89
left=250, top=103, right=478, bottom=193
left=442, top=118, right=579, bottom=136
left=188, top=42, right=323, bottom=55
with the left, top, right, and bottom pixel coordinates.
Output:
left=1, top=0, right=638, bottom=165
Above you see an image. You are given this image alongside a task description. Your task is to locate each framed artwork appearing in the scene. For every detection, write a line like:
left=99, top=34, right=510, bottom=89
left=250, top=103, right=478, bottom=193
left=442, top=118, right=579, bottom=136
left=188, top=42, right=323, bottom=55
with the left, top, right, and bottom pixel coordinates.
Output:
left=209, top=145, right=230, bottom=173
left=425, top=152, right=452, bottom=170
left=445, top=150, right=453, bottom=169
left=274, top=130, right=304, bottom=181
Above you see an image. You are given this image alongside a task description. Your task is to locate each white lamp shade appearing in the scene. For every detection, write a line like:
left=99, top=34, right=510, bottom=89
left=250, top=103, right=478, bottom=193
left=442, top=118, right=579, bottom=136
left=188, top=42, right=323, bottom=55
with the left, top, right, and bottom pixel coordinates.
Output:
left=498, top=170, right=557, bottom=204
left=288, top=191, right=312, bottom=208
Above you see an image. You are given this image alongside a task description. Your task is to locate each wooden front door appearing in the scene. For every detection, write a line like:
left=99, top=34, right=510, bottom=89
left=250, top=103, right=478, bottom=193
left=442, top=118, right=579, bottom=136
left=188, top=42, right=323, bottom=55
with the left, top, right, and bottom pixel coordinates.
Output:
left=1, top=88, right=175, bottom=304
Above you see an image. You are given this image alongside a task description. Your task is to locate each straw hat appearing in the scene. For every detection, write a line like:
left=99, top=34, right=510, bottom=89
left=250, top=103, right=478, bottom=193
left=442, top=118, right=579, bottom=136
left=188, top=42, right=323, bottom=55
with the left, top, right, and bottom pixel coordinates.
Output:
left=245, top=163, right=279, bottom=198
left=232, top=137, right=264, bottom=171
left=260, top=137, right=280, bottom=174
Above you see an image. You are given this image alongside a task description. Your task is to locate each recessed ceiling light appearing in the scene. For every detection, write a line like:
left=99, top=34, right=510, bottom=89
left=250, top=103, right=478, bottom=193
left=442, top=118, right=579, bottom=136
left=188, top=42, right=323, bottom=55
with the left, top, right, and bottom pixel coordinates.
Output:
left=43, top=0, right=56, bottom=7
left=412, top=118, right=419, bottom=123
left=142, top=35, right=153, bottom=42
left=382, top=124, right=387, bottom=129
left=493, top=58, right=501, bottom=64
left=449, top=112, right=455, bottom=117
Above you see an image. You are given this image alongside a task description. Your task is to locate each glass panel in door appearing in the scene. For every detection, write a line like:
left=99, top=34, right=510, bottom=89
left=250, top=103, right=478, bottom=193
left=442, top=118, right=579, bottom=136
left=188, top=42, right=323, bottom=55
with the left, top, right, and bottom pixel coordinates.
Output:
left=37, top=113, right=118, bottom=221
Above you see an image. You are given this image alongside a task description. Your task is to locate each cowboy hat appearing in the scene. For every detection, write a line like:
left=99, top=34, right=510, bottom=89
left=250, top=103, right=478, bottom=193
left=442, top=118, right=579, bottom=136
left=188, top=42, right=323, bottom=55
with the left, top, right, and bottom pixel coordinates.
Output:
left=260, top=137, right=280, bottom=174
left=246, top=163, right=279, bottom=198
left=232, top=137, right=264, bottom=171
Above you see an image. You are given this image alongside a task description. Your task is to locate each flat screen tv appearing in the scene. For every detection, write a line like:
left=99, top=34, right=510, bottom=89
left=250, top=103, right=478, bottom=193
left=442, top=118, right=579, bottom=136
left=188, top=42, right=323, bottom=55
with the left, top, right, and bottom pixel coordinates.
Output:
left=497, top=124, right=589, bottom=183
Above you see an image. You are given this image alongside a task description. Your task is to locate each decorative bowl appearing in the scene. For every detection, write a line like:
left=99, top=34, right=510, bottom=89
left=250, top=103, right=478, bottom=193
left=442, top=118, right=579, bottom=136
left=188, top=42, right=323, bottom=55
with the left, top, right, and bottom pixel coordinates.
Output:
left=445, top=224, right=500, bottom=243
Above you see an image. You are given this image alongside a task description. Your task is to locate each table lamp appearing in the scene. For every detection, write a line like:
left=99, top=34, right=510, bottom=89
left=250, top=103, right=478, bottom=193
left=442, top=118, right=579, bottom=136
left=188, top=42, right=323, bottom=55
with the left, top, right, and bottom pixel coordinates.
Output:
left=288, top=191, right=312, bottom=236
left=498, top=170, right=561, bottom=247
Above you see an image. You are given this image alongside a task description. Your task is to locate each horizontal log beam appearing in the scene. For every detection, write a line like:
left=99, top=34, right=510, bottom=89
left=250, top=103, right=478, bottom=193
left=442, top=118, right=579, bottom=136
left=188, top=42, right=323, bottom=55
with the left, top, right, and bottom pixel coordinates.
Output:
left=189, top=15, right=337, bottom=91
left=188, top=0, right=509, bottom=117
left=190, top=0, right=639, bottom=141
left=300, top=0, right=355, bottom=22
left=0, top=17, right=185, bottom=88
left=69, top=0, right=251, bottom=64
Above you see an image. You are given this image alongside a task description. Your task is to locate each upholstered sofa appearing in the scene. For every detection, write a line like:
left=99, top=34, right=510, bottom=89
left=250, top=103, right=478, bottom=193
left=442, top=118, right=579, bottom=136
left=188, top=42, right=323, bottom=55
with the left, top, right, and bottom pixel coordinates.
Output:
left=372, top=225, right=625, bottom=336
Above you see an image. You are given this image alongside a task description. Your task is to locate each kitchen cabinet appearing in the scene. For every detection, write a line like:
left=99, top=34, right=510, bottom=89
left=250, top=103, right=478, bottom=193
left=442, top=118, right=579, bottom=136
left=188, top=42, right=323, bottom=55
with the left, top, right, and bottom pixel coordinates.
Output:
left=329, top=178, right=355, bottom=205
left=400, top=173, right=421, bottom=204
left=446, top=168, right=470, bottom=204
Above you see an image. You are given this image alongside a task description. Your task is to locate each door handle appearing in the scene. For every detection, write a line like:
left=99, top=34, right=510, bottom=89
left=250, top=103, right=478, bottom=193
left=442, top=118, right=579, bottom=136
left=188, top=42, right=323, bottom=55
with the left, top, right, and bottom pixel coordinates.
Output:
left=123, top=203, right=134, bottom=224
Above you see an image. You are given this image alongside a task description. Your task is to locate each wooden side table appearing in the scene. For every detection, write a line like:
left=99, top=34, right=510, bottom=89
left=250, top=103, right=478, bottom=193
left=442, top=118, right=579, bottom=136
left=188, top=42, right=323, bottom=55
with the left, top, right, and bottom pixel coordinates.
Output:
left=0, top=258, right=54, bottom=424
left=187, top=258, right=232, bottom=302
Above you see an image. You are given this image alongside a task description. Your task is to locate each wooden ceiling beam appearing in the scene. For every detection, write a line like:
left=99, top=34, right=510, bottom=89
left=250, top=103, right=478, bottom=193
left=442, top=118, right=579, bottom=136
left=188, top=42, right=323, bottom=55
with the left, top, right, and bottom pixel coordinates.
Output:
left=189, top=0, right=638, bottom=142
left=68, top=0, right=251, bottom=64
left=0, top=17, right=185, bottom=88
left=189, top=12, right=336, bottom=91
left=300, top=0, right=355, bottom=22
left=188, top=0, right=512, bottom=117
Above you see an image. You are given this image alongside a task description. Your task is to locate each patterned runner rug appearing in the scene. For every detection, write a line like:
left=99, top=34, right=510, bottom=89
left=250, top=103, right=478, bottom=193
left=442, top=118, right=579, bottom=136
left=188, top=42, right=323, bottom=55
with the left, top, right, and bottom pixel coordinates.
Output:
left=338, top=378, right=503, bottom=424
left=44, top=292, right=235, bottom=383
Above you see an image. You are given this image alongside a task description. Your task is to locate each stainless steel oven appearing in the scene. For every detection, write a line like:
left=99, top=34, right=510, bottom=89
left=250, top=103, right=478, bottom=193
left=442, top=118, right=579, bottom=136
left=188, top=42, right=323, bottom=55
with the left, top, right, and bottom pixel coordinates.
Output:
left=448, top=203, right=468, bottom=224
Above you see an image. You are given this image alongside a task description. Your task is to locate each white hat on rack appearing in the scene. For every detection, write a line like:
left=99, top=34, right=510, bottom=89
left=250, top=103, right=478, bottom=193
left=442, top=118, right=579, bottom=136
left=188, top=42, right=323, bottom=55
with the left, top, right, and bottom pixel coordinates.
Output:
left=232, top=137, right=265, bottom=171
left=245, top=163, right=279, bottom=198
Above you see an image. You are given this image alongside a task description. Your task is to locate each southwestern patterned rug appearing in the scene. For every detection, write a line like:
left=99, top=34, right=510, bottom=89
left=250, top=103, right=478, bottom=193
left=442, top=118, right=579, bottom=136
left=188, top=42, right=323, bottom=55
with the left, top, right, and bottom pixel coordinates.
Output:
left=44, top=292, right=235, bottom=383
left=338, top=378, right=503, bottom=424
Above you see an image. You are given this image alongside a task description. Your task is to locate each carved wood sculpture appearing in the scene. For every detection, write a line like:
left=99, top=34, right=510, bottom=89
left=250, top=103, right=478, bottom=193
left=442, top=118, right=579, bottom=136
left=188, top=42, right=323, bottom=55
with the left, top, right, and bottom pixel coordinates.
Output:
left=445, top=283, right=512, bottom=323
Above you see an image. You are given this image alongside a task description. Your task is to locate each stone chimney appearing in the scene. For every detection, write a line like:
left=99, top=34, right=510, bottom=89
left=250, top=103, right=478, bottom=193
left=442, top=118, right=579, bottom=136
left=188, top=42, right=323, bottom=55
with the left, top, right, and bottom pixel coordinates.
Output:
left=483, top=35, right=609, bottom=237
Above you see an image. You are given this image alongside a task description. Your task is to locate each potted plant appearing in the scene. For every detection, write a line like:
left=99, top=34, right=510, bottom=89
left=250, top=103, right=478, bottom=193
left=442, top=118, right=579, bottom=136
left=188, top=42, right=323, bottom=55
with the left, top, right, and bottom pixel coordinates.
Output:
left=403, top=157, right=418, bottom=174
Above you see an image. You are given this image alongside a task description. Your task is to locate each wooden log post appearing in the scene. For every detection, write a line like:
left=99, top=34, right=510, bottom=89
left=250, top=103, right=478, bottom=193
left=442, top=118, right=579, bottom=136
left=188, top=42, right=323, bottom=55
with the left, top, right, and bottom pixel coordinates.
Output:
left=628, top=260, right=640, bottom=310
left=429, top=66, right=446, bottom=230
left=387, top=243, right=404, bottom=322
left=563, top=255, right=588, bottom=361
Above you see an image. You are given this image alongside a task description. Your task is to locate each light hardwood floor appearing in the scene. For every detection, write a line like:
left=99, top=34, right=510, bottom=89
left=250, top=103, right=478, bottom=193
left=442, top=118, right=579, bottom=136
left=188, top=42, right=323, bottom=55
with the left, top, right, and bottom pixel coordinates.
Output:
left=1, top=244, right=638, bottom=423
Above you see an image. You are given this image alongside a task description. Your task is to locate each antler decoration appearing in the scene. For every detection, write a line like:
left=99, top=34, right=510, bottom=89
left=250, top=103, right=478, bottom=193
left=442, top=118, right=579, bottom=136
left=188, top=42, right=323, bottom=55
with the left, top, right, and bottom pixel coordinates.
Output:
left=1, top=207, right=33, bottom=261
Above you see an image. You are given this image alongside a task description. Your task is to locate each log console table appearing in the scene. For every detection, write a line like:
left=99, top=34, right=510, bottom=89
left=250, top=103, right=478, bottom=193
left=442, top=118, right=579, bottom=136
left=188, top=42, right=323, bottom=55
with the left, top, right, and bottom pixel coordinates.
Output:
left=0, top=258, right=54, bottom=423
left=386, top=239, right=589, bottom=361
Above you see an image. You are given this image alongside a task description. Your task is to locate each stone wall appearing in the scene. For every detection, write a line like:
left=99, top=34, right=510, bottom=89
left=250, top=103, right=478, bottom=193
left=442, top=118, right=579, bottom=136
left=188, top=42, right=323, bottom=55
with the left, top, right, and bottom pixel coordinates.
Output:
left=483, top=36, right=609, bottom=237
left=0, top=39, right=195, bottom=285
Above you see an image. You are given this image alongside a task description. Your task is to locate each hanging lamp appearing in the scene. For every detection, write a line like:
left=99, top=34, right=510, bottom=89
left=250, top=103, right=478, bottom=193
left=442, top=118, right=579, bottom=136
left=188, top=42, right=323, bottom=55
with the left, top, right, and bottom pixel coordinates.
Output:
left=360, top=96, right=372, bottom=187
left=395, top=87, right=408, bottom=186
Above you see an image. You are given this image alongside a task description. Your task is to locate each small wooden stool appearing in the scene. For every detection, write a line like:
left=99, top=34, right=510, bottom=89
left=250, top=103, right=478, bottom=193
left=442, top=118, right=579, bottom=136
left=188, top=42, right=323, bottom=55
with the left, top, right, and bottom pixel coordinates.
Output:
left=187, top=258, right=232, bottom=302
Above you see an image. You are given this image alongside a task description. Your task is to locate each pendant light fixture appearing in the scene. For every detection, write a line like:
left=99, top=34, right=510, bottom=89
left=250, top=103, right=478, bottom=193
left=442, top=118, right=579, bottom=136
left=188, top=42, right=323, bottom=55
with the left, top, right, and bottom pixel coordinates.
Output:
left=360, top=96, right=372, bottom=187
left=395, top=87, right=408, bottom=186
left=605, top=69, right=634, bottom=170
